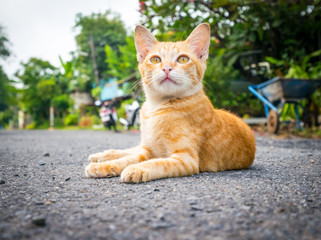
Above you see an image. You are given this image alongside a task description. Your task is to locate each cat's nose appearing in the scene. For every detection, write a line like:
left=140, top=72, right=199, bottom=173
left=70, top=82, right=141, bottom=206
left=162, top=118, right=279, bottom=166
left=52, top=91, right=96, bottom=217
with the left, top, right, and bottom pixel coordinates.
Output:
left=162, top=65, right=173, bottom=75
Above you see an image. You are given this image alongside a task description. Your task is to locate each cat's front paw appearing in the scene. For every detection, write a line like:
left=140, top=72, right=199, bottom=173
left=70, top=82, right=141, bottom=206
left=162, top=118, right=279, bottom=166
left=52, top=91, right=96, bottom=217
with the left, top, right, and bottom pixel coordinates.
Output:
left=88, top=152, right=103, bottom=162
left=85, top=163, right=119, bottom=178
left=88, top=150, right=125, bottom=162
left=121, top=165, right=151, bottom=183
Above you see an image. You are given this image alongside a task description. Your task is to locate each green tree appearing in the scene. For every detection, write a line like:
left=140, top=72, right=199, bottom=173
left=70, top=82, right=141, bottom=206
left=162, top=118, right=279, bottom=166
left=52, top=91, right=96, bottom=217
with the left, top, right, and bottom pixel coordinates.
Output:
left=59, top=55, right=92, bottom=93
left=0, top=25, right=17, bottom=127
left=0, top=66, right=17, bottom=126
left=0, top=66, right=15, bottom=111
left=51, top=94, right=74, bottom=118
left=15, top=58, right=59, bottom=124
left=105, top=35, right=138, bottom=80
left=0, top=25, right=10, bottom=59
left=204, top=49, right=240, bottom=108
left=74, top=11, right=127, bottom=82
left=0, top=25, right=12, bottom=111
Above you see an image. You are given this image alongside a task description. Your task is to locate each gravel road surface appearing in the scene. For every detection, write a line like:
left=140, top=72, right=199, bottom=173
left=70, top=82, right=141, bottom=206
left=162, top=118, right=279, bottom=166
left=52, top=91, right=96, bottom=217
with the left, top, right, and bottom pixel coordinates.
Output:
left=0, top=130, right=320, bottom=240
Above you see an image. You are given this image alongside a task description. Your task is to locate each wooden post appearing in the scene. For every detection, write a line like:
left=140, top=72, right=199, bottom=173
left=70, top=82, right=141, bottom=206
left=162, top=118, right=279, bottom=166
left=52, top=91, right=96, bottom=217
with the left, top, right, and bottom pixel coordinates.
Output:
left=49, top=106, right=54, bottom=130
left=89, top=34, right=100, bottom=86
left=18, top=110, right=25, bottom=129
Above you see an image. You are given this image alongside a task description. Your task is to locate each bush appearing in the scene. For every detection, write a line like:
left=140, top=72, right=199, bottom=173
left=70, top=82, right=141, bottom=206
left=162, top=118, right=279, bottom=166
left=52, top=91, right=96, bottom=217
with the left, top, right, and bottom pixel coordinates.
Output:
left=78, top=116, right=92, bottom=127
left=0, top=109, right=14, bottom=127
left=64, top=114, right=79, bottom=126
left=117, top=99, right=133, bottom=119
left=203, top=49, right=241, bottom=109
left=36, top=121, right=50, bottom=129
left=54, top=118, right=64, bottom=128
left=83, top=105, right=99, bottom=116
left=91, top=86, right=102, bottom=99
left=26, top=122, right=36, bottom=129
left=51, top=94, right=74, bottom=117
left=91, top=115, right=102, bottom=125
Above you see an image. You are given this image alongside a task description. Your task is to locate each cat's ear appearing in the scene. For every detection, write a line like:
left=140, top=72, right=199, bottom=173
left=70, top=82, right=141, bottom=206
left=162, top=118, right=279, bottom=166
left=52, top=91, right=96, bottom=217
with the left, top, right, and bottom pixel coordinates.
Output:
left=135, top=25, right=158, bottom=63
left=185, top=23, right=211, bottom=62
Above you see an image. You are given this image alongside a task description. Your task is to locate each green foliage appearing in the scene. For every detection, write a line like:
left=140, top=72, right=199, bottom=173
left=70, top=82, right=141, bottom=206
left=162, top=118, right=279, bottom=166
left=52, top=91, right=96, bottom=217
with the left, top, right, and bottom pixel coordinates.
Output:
left=141, top=0, right=321, bottom=82
left=37, top=78, right=59, bottom=101
left=117, top=98, right=134, bottom=119
left=0, top=25, right=10, bottom=59
left=83, top=105, right=99, bottom=116
left=0, top=109, right=14, bottom=127
left=15, top=56, right=82, bottom=128
left=0, top=26, right=17, bottom=127
left=54, top=118, right=65, bottom=128
left=59, top=56, right=91, bottom=93
left=0, top=66, right=17, bottom=112
left=203, top=48, right=240, bottom=108
left=0, top=26, right=16, bottom=125
left=26, top=122, right=36, bottom=129
left=90, top=114, right=102, bottom=125
left=279, top=104, right=298, bottom=121
left=202, top=48, right=263, bottom=115
left=36, top=121, right=50, bottom=129
left=69, top=72, right=91, bottom=92
left=64, top=114, right=79, bottom=126
left=105, top=36, right=138, bottom=80
left=58, top=56, right=75, bottom=93
left=59, top=56, right=73, bottom=78
left=236, top=93, right=264, bottom=117
left=51, top=94, right=74, bottom=118
left=266, top=49, right=321, bottom=123
left=91, top=86, right=102, bottom=99
left=74, top=11, right=127, bottom=81
left=15, top=58, right=59, bottom=124
left=266, top=49, right=321, bottom=79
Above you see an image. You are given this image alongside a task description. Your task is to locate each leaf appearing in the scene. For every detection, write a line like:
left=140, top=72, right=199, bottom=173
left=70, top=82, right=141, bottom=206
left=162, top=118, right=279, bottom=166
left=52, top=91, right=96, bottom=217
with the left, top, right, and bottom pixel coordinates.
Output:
left=308, top=49, right=321, bottom=58
left=272, top=19, right=281, bottom=28
left=227, top=54, right=239, bottom=66
left=249, top=33, right=256, bottom=42
left=265, top=57, right=285, bottom=66
left=59, top=56, right=65, bottom=67
left=258, top=27, right=263, bottom=41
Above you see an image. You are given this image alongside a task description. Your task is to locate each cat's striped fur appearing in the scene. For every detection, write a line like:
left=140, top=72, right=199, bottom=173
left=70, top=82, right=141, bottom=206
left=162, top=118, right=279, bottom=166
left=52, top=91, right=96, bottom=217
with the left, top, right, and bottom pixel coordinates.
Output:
left=85, top=23, right=256, bottom=183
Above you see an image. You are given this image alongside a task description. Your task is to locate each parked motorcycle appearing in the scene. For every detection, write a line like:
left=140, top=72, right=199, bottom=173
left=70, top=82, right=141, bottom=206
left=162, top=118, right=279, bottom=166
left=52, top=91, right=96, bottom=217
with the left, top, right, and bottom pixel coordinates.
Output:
left=99, top=101, right=118, bottom=131
left=119, top=99, right=140, bottom=130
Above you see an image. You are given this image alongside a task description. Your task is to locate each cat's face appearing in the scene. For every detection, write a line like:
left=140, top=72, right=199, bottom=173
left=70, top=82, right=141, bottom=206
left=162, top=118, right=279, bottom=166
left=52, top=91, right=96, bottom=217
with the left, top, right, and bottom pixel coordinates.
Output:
left=135, top=23, right=211, bottom=100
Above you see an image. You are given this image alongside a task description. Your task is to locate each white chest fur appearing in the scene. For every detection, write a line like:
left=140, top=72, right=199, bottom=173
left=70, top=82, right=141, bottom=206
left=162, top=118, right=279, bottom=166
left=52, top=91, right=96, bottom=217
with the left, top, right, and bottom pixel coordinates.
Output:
left=140, top=104, right=171, bottom=158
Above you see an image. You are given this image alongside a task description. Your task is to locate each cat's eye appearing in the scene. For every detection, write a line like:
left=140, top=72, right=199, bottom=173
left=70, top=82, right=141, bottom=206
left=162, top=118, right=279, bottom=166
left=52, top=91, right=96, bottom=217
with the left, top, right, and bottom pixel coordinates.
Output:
left=150, top=56, right=161, bottom=64
left=177, top=55, right=189, bottom=64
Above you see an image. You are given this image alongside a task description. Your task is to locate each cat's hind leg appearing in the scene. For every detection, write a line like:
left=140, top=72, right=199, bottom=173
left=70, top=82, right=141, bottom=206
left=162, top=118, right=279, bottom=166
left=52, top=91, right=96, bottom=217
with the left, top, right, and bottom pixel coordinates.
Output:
left=88, top=146, right=142, bottom=162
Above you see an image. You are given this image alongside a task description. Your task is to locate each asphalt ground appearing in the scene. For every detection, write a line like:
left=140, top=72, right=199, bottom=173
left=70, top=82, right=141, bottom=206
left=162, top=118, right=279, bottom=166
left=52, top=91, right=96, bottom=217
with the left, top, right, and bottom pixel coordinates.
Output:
left=0, top=130, right=320, bottom=240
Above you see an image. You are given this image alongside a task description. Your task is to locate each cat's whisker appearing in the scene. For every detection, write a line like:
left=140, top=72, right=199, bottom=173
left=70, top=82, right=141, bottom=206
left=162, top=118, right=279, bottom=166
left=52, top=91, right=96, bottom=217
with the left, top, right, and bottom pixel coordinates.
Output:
left=203, top=82, right=216, bottom=97
left=128, top=80, right=142, bottom=93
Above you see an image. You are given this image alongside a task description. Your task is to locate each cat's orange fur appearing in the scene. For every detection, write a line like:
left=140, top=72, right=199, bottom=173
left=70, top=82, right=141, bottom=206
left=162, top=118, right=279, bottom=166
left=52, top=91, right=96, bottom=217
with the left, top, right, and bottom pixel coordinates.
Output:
left=85, top=23, right=256, bottom=183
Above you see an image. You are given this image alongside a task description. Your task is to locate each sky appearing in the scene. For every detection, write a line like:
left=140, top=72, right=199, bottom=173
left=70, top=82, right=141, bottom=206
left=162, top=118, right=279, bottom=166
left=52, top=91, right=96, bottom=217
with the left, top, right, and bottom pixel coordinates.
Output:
left=0, top=0, right=141, bottom=79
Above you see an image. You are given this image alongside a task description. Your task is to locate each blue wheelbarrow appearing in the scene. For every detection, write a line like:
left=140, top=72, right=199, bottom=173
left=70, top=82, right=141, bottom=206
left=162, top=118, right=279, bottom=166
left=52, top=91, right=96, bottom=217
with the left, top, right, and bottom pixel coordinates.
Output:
left=248, top=77, right=321, bottom=133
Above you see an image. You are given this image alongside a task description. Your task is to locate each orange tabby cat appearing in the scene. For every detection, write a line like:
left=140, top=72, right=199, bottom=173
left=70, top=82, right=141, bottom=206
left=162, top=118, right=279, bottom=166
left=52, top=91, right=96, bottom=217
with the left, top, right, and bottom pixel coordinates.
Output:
left=85, top=23, right=256, bottom=183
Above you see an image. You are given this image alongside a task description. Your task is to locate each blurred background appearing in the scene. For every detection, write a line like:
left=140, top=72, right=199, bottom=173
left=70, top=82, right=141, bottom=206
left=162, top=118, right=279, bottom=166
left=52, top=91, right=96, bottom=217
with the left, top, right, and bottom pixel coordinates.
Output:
left=0, top=0, right=320, bottom=137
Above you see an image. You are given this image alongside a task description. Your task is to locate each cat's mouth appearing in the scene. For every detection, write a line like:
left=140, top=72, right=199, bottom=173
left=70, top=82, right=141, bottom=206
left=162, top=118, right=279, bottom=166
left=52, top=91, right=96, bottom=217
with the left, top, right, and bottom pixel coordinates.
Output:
left=160, top=77, right=177, bottom=85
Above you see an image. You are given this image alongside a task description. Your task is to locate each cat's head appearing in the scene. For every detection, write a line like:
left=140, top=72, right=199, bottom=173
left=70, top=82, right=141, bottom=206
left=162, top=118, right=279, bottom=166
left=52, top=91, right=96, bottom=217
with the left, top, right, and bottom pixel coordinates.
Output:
left=135, top=23, right=210, bottom=101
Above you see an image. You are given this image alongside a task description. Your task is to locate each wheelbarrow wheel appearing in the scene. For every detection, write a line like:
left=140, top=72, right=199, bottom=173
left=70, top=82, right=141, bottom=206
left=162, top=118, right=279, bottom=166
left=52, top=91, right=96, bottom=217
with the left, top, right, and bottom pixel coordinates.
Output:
left=267, top=110, right=280, bottom=134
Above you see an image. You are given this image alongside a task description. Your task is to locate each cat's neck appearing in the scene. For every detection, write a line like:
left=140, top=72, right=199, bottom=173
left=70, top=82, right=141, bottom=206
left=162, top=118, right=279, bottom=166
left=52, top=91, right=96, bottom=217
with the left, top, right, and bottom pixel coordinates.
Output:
left=144, top=85, right=205, bottom=110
